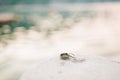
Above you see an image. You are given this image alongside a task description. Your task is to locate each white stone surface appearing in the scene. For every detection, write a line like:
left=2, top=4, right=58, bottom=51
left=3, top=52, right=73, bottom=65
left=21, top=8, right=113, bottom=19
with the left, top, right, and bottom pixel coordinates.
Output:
left=20, top=54, right=120, bottom=80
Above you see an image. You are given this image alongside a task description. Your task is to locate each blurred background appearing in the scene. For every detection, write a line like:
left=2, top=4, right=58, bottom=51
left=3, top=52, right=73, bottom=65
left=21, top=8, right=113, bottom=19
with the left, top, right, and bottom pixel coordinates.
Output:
left=0, top=0, right=120, bottom=80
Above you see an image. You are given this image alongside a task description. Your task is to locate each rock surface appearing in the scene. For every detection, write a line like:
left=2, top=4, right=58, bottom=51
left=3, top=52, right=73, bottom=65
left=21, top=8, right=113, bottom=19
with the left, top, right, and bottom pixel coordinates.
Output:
left=20, top=54, right=120, bottom=80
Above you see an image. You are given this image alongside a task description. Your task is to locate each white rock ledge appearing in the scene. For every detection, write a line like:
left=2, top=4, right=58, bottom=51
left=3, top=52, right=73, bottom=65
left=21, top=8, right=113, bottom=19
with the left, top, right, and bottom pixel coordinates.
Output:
left=20, top=54, right=120, bottom=80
